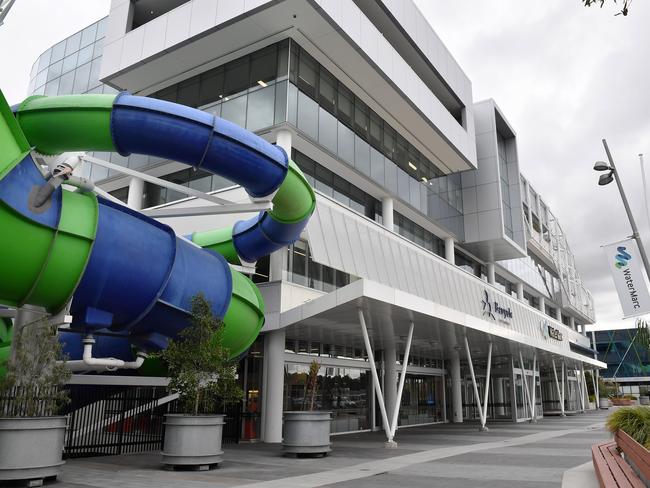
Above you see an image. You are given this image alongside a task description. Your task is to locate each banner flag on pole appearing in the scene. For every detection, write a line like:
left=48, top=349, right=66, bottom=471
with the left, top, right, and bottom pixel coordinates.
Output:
left=603, top=238, right=650, bottom=318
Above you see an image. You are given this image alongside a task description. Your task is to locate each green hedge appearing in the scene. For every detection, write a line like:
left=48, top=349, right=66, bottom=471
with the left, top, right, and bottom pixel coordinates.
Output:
left=607, top=406, right=650, bottom=449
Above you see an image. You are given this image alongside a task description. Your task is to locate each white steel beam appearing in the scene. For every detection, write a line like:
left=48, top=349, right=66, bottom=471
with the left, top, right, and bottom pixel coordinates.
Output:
left=579, top=363, right=586, bottom=412
left=530, top=352, right=537, bottom=422
left=464, top=336, right=487, bottom=431
left=390, top=321, right=414, bottom=438
left=481, top=341, right=493, bottom=427
left=552, top=359, right=565, bottom=416
left=82, top=155, right=234, bottom=206
left=518, top=351, right=535, bottom=421
left=142, top=202, right=271, bottom=218
left=358, top=308, right=392, bottom=444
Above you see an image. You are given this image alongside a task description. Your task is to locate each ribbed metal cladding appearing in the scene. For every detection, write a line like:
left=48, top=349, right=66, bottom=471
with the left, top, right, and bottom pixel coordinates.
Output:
left=306, top=194, right=591, bottom=351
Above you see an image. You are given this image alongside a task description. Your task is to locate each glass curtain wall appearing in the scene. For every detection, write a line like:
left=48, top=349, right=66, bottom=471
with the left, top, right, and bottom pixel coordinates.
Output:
left=398, top=375, right=444, bottom=426
left=284, top=363, right=370, bottom=433
left=286, top=42, right=464, bottom=238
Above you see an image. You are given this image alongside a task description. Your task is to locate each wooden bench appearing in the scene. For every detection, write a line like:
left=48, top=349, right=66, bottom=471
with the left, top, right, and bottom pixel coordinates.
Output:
left=592, top=440, right=645, bottom=487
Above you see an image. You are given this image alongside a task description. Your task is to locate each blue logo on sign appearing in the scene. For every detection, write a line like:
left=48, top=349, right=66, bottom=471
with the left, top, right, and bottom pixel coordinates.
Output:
left=615, top=246, right=632, bottom=269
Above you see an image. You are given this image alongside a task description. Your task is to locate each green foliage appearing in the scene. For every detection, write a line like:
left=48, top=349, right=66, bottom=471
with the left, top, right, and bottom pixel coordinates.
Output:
left=155, top=294, right=243, bottom=415
left=599, top=378, right=617, bottom=398
left=0, top=317, right=70, bottom=417
left=607, top=406, right=650, bottom=449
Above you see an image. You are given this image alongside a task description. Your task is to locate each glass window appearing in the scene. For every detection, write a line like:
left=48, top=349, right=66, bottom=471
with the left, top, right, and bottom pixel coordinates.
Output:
left=287, top=82, right=298, bottom=126
left=46, top=61, right=63, bottom=82
left=199, top=68, right=223, bottom=106
left=290, top=240, right=308, bottom=286
left=221, top=95, right=247, bottom=128
left=277, top=39, right=289, bottom=80
left=50, top=40, right=66, bottom=64
left=354, top=135, right=371, bottom=176
left=156, top=85, right=178, bottom=103
left=296, top=48, right=317, bottom=97
left=62, top=52, right=78, bottom=74
left=177, top=77, right=200, bottom=107
left=80, top=23, right=98, bottom=48
left=318, top=67, right=336, bottom=114
left=96, top=17, right=108, bottom=40
left=58, top=71, right=75, bottom=95
left=44, top=79, right=60, bottom=96
left=337, top=122, right=355, bottom=164
left=385, top=159, right=398, bottom=194
left=92, top=38, right=104, bottom=60
left=77, top=44, right=94, bottom=66
left=370, top=147, right=385, bottom=185
left=297, top=91, right=318, bottom=140
left=369, top=111, right=382, bottom=147
left=88, top=58, right=102, bottom=90
left=274, top=80, right=287, bottom=124
left=37, top=49, right=52, bottom=72
left=250, top=45, right=277, bottom=88
left=73, top=62, right=92, bottom=93
left=337, top=84, right=353, bottom=127
left=65, top=31, right=82, bottom=56
left=246, top=85, right=275, bottom=132
left=223, top=57, right=250, bottom=97
left=317, top=107, right=337, bottom=154
left=33, top=69, right=47, bottom=90
left=397, top=168, right=410, bottom=202
left=354, top=99, right=369, bottom=138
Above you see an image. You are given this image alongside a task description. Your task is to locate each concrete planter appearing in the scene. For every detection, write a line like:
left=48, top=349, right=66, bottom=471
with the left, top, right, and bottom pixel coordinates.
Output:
left=162, top=414, right=225, bottom=468
left=588, top=401, right=596, bottom=410
left=0, top=416, right=66, bottom=483
left=640, top=396, right=650, bottom=405
left=283, top=411, right=331, bottom=456
left=599, top=397, right=610, bottom=409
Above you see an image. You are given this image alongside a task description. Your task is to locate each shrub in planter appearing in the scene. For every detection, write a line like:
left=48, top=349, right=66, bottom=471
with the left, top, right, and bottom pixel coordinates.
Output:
left=157, top=294, right=243, bottom=469
left=606, top=406, right=650, bottom=449
left=0, top=316, right=70, bottom=484
left=283, top=360, right=331, bottom=457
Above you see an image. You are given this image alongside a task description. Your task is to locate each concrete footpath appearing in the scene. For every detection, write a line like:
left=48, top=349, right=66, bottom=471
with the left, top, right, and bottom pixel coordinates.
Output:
left=56, top=410, right=609, bottom=488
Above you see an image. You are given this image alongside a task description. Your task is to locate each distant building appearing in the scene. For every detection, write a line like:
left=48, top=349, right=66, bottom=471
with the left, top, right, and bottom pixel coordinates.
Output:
left=593, top=328, right=650, bottom=395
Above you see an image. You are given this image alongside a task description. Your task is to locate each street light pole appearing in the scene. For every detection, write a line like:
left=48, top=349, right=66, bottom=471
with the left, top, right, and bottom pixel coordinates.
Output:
left=602, top=139, right=650, bottom=280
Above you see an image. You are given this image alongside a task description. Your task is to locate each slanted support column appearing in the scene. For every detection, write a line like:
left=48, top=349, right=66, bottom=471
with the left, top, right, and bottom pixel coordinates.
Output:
left=450, top=346, right=463, bottom=423
left=127, top=176, right=144, bottom=210
left=358, top=309, right=393, bottom=446
left=390, top=322, right=414, bottom=439
left=516, top=282, right=524, bottom=301
left=262, top=328, right=285, bottom=443
left=530, top=353, right=538, bottom=422
left=486, top=262, right=495, bottom=285
left=445, top=237, right=455, bottom=264
left=579, top=363, right=586, bottom=413
left=552, top=359, right=565, bottom=416
left=382, top=197, right=394, bottom=232
left=538, top=296, right=546, bottom=313
left=518, top=351, right=535, bottom=422
left=464, top=336, right=491, bottom=431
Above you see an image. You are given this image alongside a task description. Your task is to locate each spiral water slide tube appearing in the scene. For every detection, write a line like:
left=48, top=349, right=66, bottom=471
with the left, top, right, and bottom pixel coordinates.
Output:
left=0, top=90, right=315, bottom=365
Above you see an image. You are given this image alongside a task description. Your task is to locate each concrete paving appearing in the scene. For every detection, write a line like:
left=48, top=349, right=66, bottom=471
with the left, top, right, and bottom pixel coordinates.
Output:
left=53, top=410, right=609, bottom=488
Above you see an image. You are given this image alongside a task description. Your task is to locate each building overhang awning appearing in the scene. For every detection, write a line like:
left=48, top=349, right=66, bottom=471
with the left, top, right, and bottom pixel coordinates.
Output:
left=265, top=278, right=606, bottom=370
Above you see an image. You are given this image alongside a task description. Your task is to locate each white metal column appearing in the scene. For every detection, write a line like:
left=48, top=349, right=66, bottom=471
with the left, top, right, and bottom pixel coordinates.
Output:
left=358, top=309, right=393, bottom=445
left=390, top=322, right=414, bottom=439
left=445, top=237, right=455, bottom=264
left=450, top=347, right=463, bottom=423
left=552, top=359, right=565, bottom=416
left=382, top=197, right=394, bottom=232
left=530, top=353, right=538, bottom=422
left=261, top=328, right=285, bottom=443
left=127, top=176, right=144, bottom=211
left=463, top=336, right=491, bottom=431
left=518, top=351, right=535, bottom=422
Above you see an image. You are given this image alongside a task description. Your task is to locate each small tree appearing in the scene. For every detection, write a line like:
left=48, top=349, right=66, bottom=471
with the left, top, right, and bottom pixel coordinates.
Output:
left=583, top=0, right=631, bottom=16
left=157, top=294, right=242, bottom=415
left=301, top=360, right=320, bottom=411
left=0, top=317, right=70, bottom=417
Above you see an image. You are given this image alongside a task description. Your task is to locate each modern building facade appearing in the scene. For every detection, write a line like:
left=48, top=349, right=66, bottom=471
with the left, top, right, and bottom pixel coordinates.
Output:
left=23, top=0, right=604, bottom=443
left=593, top=328, right=650, bottom=395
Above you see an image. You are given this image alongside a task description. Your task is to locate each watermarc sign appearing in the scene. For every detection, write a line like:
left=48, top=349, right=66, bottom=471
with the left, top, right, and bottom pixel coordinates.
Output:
left=603, top=239, right=650, bottom=318
left=481, top=290, right=513, bottom=324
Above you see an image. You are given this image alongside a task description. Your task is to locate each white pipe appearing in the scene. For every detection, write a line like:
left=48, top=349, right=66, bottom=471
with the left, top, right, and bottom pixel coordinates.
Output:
left=64, top=335, right=146, bottom=372
left=390, top=322, right=414, bottom=437
left=530, top=353, right=537, bottom=422
left=518, top=351, right=534, bottom=421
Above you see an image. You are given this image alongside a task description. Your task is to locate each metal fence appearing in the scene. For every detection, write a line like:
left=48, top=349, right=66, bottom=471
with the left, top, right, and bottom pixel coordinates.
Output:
left=60, top=384, right=241, bottom=458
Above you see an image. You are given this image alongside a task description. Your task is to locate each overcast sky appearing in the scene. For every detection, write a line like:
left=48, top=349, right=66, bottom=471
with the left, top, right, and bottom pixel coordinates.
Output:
left=1, top=1, right=648, bottom=331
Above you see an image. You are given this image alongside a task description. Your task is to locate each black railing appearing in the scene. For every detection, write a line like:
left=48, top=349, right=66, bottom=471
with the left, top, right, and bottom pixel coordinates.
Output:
left=60, top=384, right=241, bottom=458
